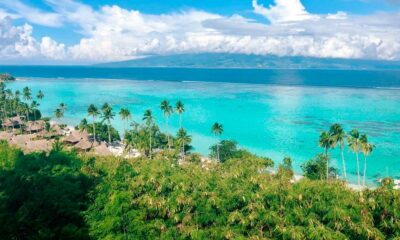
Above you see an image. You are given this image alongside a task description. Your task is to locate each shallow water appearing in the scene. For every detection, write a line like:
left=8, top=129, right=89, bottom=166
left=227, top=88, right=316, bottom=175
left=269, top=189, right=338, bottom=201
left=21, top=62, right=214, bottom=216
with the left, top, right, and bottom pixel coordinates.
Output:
left=6, top=76, right=400, bottom=185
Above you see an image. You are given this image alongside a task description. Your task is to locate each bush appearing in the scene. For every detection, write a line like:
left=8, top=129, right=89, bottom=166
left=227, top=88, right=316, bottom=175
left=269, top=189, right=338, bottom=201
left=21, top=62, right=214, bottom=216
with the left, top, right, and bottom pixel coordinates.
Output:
left=301, top=153, right=338, bottom=180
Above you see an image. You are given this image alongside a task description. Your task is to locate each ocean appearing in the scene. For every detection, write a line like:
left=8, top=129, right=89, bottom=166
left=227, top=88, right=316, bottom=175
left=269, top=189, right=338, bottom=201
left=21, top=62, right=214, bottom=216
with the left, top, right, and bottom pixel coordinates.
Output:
left=1, top=66, right=400, bottom=185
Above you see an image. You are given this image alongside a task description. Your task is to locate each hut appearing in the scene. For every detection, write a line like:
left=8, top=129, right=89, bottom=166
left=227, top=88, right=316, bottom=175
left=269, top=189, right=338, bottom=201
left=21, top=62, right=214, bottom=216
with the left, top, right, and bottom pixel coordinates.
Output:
left=74, top=139, right=93, bottom=152
left=0, top=131, right=14, bottom=141
left=25, top=139, right=53, bottom=153
left=2, top=116, right=23, bottom=129
left=10, top=134, right=37, bottom=148
left=93, top=142, right=113, bottom=156
left=51, top=124, right=64, bottom=136
left=64, top=130, right=89, bottom=144
left=27, top=120, right=45, bottom=133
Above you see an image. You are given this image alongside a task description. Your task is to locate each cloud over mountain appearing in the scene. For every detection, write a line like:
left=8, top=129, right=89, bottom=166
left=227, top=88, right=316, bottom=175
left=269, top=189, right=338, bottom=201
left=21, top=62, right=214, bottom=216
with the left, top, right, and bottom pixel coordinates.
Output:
left=0, top=0, right=399, bottom=63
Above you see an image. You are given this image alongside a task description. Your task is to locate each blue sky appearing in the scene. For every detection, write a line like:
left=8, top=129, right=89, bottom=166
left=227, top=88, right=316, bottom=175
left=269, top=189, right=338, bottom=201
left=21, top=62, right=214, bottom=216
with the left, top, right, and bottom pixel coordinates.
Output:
left=0, top=0, right=400, bottom=64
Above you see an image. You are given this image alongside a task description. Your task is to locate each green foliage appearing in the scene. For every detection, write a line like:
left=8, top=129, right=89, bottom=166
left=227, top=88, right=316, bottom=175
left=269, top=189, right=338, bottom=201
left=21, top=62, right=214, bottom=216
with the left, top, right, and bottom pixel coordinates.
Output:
left=301, top=154, right=338, bottom=180
left=209, top=140, right=272, bottom=166
left=0, top=73, right=15, bottom=81
left=277, top=156, right=294, bottom=180
left=0, top=142, right=94, bottom=239
left=0, top=142, right=399, bottom=239
left=209, top=140, right=238, bottom=162
left=80, top=122, right=121, bottom=142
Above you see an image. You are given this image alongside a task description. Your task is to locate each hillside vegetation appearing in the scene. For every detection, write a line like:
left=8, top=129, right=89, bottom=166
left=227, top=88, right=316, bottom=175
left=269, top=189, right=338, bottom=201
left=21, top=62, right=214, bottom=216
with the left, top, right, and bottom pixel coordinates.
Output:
left=0, top=141, right=399, bottom=239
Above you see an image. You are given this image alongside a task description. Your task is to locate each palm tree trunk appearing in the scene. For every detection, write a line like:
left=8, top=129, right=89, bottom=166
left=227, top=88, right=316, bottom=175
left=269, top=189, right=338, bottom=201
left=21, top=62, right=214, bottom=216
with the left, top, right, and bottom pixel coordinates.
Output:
left=356, top=151, right=360, bottom=186
left=182, top=139, right=185, bottom=161
left=341, top=146, right=347, bottom=180
left=363, top=156, right=367, bottom=187
left=326, top=148, right=329, bottom=180
left=166, top=116, right=170, bottom=150
left=179, top=114, right=182, bottom=129
left=107, top=120, right=111, bottom=143
left=149, top=127, right=152, bottom=159
left=93, top=116, right=96, bottom=142
left=216, top=138, right=220, bottom=162
left=26, top=109, right=31, bottom=134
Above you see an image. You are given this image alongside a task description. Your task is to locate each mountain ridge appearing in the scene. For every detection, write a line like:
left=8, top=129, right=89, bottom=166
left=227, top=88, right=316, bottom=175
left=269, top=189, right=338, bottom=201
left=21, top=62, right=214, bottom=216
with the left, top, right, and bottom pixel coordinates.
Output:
left=95, top=53, right=400, bottom=70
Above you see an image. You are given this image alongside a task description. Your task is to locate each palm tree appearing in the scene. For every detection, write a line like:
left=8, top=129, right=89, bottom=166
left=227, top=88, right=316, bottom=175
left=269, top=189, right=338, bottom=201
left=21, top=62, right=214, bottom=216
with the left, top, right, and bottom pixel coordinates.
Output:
left=143, top=109, right=154, bottom=159
left=59, top=103, right=67, bottom=113
left=101, top=103, right=115, bottom=144
left=319, top=131, right=332, bottom=180
left=54, top=108, right=63, bottom=120
left=22, top=86, right=32, bottom=102
left=123, top=131, right=136, bottom=158
left=54, top=103, right=67, bottom=123
left=176, top=128, right=192, bottom=160
left=348, top=129, right=362, bottom=186
left=329, top=123, right=347, bottom=179
left=14, top=90, right=20, bottom=116
left=119, top=108, right=132, bottom=132
left=23, top=87, right=32, bottom=123
left=360, top=134, right=375, bottom=187
left=5, top=89, right=13, bottom=116
left=79, top=118, right=89, bottom=132
left=211, top=122, right=223, bottom=162
left=161, top=100, right=174, bottom=150
left=37, top=90, right=44, bottom=101
left=87, top=104, right=100, bottom=141
left=175, top=100, right=185, bottom=129
left=30, top=101, right=39, bottom=121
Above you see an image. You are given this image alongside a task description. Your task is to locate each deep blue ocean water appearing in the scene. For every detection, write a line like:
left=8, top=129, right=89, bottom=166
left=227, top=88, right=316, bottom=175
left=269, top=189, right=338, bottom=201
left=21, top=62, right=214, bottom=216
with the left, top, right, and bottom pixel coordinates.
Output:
left=1, top=66, right=400, bottom=185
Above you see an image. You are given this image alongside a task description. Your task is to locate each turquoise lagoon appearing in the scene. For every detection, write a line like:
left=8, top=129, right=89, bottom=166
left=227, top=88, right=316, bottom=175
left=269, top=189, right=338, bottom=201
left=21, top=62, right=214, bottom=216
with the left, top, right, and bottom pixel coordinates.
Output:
left=2, top=67, right=400, bottom=185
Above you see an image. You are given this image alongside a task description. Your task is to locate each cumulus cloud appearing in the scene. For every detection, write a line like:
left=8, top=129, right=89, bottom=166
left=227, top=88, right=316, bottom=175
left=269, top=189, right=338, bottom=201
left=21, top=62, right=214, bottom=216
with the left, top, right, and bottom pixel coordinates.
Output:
left=0, top=17, right=38, bottom=58
left=0, top=0, right=400, bottom=62
left=40, top=37, right=66, bottom=59
left=252, top=0, right=319, bottom=23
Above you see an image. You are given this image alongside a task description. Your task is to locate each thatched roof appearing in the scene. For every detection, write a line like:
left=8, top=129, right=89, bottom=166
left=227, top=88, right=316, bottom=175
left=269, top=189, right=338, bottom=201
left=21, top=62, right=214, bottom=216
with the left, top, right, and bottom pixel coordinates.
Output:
left=2, top=116, right=23, bottom=128
left=0, top=131, right=14, bottom=141
left=27, top=120, right=45, bottom=132
left=10, top=134, right=37, bottom=147
left=74, top=139, right=93, bottom=150
left=51, top=124, right=64, bottom=135
left=64, top=130, right=89, bottom=143
left=93, top=142, right=112, bottom=156
left=25, top=139, right=52, bottom=153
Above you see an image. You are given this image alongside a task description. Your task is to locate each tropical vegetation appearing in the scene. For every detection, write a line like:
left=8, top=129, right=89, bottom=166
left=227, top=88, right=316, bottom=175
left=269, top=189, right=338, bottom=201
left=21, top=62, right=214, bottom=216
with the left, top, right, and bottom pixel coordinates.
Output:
left=0, top=83, right=399, bottom=239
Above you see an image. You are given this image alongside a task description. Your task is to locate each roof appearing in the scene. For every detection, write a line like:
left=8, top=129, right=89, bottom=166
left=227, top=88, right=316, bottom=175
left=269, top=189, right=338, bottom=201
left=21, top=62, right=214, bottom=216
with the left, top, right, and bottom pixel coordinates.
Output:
left=0, top=131, right=14, bottom=141
left=25, top=139, right=53, bottom=153
left=93, top=142, right=113, bottom=156
left=10, top=134, right=37, bottom=147
left=27, top=120, right=45, bottom=132
left=74, top=139, right=93, bottom=150
left=2, top=116, right=23, bottom=127
left=64, top=130, right=89, bottom=143
left=51, top=124, right=63, bottom=135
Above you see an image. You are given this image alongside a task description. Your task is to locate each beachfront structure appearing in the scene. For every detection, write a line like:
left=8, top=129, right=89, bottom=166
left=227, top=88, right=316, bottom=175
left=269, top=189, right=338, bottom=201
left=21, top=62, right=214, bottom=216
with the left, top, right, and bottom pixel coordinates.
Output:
left=64, top=130, right=90, bottom=144
left=27, top=120, right=45, bottom=133
left=2, top=116, right=23, bottom=129
left=25, top=139, right=53, bottom=153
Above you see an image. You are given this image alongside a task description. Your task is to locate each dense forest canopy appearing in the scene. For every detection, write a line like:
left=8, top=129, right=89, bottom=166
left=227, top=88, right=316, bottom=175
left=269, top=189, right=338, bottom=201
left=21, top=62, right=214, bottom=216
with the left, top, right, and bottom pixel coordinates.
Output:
left=0, top=141, right=399, bottom=239
left=0, top=73, right=15, bottom=81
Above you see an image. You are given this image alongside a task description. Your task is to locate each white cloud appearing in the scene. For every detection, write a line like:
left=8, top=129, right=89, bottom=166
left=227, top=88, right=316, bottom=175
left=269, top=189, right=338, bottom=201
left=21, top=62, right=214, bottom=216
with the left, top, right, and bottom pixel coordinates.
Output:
left=252, top=0, right=320, bottom=23
left=0, top=0, right=400, bottom=62
left=0, top=8, right=18, bottom=20
left=0, top=0, right=62, bottom=27
left=0, top=17, right=38, bottom=58
left=40, top=37, right=66, bottom=59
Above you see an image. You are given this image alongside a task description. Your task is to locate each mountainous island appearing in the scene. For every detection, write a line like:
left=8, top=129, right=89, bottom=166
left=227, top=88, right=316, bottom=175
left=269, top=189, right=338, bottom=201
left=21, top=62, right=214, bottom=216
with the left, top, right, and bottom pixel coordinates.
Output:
left=97, top=53, right=400, bottom=70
